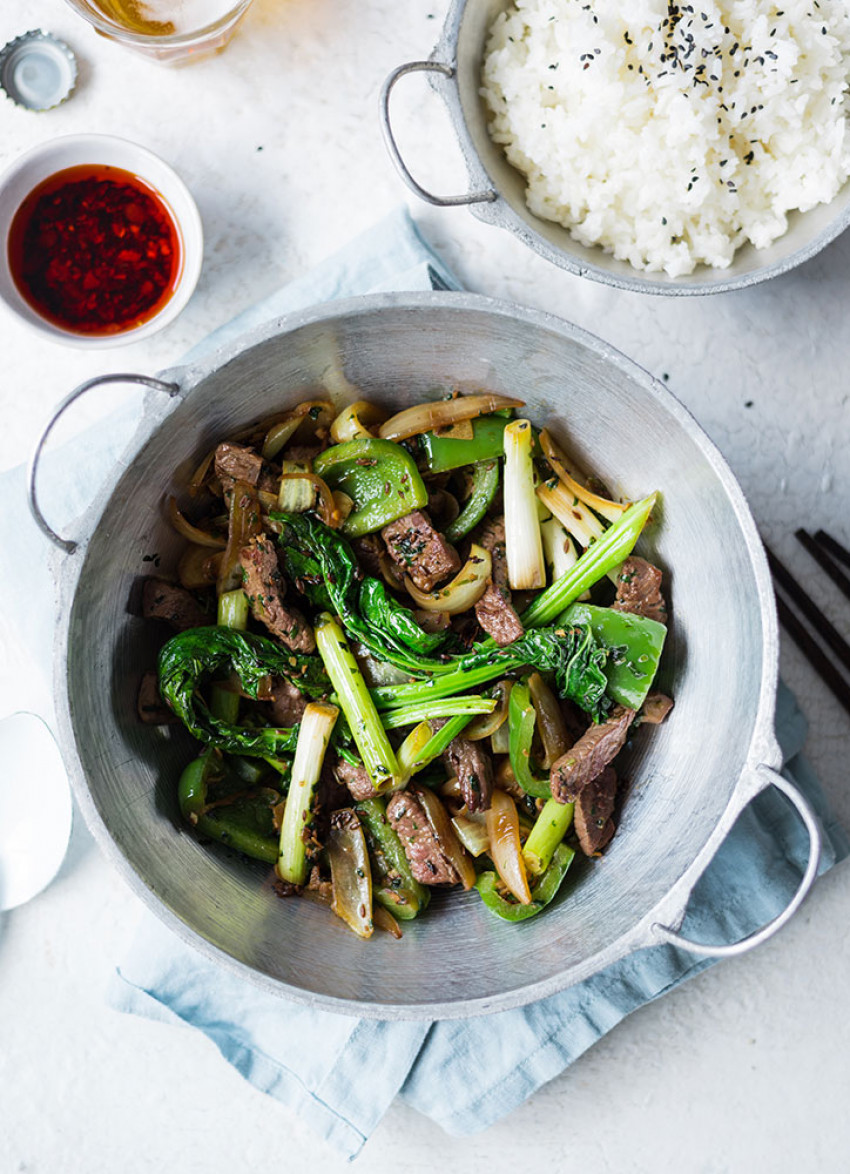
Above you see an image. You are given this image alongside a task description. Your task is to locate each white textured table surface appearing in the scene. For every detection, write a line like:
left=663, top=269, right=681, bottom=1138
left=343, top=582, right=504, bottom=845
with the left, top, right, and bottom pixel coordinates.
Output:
left=1, top=1, right=849, bottom=1171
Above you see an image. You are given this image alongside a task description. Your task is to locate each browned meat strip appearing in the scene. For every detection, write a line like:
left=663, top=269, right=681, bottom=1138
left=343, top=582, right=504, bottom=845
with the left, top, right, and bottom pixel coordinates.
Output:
left=640, top=692, right=674, bottom=725
left=574, top=766, right=619, bottom=855
left=315, top=759, right=351, bottom=836
left=550, top=705, right=636, bottom=804
left=474, top=582, right=524, bottom=646
left=268, top=677, right=307, bottom=727
left=351, top=534, right=384, bottom=579
left=477, top=516, right=508, bottom=589
left=240, top=536, right=315, bottom=653
left=381, top=510, right=460, bottom=592
left=215, top=442, right=263, bottom=486
left=137, top=670, right=176, bottom=724
left=443, top=733, right=494, bottom=813
left=332, top=757, right=374, bottom=802
left=613, top=556, right=668, bottom=625
left=215, top=442, right=278, bottom=495
left=386, top=790, right=459, bottom=885
left=142, top=578, right=206, bottom=631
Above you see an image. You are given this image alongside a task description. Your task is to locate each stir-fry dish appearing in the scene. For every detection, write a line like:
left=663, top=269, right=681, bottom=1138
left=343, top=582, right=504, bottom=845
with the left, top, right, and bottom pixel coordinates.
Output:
left=139, top=392, right=673, bottom=939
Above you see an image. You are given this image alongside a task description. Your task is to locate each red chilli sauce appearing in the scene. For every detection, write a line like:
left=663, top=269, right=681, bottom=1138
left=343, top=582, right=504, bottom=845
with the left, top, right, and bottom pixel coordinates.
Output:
left=8, top=164, right=182, bottom=335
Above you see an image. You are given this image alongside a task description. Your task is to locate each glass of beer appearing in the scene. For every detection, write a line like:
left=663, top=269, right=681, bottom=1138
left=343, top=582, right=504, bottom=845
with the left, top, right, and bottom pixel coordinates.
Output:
left=63, top=0, right=255, bottom=65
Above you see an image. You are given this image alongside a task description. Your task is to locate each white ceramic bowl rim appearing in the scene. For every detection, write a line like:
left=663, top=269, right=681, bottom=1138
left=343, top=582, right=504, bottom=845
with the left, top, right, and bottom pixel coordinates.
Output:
left=0, top=133, right=203, bottom=349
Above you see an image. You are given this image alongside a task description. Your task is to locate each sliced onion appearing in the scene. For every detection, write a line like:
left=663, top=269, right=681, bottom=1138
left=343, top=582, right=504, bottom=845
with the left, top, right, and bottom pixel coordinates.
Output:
left=536, top=478, right=606, bottom=549
left=262, top=400, right=335, bottom=460
left=494, top=756, right=525, bottom=800
left=452, top=812, right=490, bottom=857
left=528, top=672, right=571, bottom=769
left=413, top=785, right=476, bottom=890
left=167, top=496, right=227, bottom=549
left=279, top=472, right=343, bottom=528
left=378, top=552, right=406, bottom=592
left=504, top=420, right=546, bottom=590
left=440, top=775, right=462, bottom=799
left=187, top=447, right=217, bottom=497
left=373, top=904, right=403, bottom=939
left=490, top=720, right=511, bottom=756
left=332, top=489, right=354, bottom=523
left=465, top=680, right=511, bottom=742
left=404, top=544, right=491, bottom=614
left=327, top=808, right=373, bottom=939
left=485, top=789, right=532, bottom=904
left=218, top=480, right=262, bottom=594
left=177, top=543, right=223, bottom=590
left=539, top=429, right=627, bottom=522
left=329, top=400, right=388, bottom=443
left=378, top=393, right=524, bottom=442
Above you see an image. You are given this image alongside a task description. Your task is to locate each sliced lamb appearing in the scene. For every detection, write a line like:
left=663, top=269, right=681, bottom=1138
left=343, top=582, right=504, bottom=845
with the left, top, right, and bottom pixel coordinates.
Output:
left=142, top=578, right=207, bottom=631
left=386, top=790, right=459, bottom=885
left=381, top=510, right=460, bottom=593
left=214, top=442, right=278, bottom=495
left=550, top=705, right=636, bottom=804
left=477, top=515, right=509, bottom=589
left=574, top=766, right=619, bottom=855
left=240, top=536, right=315, bottom=653
left=137, top=670, right=176, bottom=724
left=474, top=582, right=524, bottom=646
left=442, top=732, right=494, bottom=813
left=640, top=692, right=674, bottom=725
left=612, top=556, right=668, bottom=625
left=268, top=677, right=308, bottom=727
left=332, top=757, right=375, bottom=802
left=351, top=534, right=384, bottom=579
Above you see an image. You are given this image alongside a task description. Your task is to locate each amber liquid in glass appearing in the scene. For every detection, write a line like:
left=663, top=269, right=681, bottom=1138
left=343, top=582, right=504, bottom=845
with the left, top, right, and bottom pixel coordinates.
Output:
left=89, top=0, right=238, bottom=37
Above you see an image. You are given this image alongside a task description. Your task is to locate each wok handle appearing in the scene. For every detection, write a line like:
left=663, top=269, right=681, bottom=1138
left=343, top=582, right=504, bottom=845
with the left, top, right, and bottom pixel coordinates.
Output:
left=652, top=765, right=822, bottom=958
left=380, top=61, right=498, bottom=207
left=27, top=374, right=180, bottom=555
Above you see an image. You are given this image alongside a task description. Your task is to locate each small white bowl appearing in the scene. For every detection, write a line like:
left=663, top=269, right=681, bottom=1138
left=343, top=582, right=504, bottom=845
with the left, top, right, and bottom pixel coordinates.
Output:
left=0, top=134, right=203, bottom=348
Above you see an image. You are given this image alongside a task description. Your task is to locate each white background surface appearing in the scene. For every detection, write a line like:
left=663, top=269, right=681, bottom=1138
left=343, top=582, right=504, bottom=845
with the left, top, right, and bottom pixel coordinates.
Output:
left=1, top=1, right=849, bottom=1171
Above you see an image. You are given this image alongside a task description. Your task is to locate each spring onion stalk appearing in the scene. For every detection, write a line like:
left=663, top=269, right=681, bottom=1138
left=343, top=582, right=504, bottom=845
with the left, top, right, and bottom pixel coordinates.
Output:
left=276, top=701, right=339, bottom=885
left=503, top=419, right=546, bottom=590
left=519, top=493, right=657, bottom=629
left=522, top=797, right=575, bottom=877
left=211, top=588, right=250, bottom=723
left=396, top=713, right=472, bottom=778
left=315, top=613, right=402, bottom=791
left=536, top=478, right=606, bottom=549
left=381, top=696, right=496, bottom=730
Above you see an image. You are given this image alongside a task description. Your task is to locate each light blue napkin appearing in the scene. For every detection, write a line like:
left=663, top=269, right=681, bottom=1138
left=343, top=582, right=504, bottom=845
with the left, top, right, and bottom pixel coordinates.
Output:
left=2, top=209, right=846, bottom=1161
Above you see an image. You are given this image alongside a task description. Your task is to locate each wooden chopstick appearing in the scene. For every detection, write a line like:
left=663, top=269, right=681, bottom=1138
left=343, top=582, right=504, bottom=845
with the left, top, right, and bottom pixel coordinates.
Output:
left=774, top=593, right=850, bottom=718
left=766, top=546, right=850, bottom=675
left=814, top=529, right=850, bottom=573
left=796, top=529, right=850, bottom=602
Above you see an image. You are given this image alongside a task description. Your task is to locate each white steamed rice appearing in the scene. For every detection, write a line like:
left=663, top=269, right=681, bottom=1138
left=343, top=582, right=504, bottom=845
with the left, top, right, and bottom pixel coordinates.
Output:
left=481, top=1, right=850, bottom=276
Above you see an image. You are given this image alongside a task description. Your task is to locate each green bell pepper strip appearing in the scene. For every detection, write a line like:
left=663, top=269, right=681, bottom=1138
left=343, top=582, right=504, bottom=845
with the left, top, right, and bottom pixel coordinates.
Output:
left=522, top=797, right=574, bottom=876
left=476, top=843, right=575, bottom=921
left=444, top=459, right=500, bottom=543
left=557, top=602, right=667, bottom=711
left=356, top=797, right=430, bottom=920
left=507, top=681, right=550, bottom=799
left=178, top=752, right=279, bottom=865
left=419, top=416, right=529, bottom=473
left=518, top=494, right=658, bottom=630
left=313, top=438, right=428, bottom=537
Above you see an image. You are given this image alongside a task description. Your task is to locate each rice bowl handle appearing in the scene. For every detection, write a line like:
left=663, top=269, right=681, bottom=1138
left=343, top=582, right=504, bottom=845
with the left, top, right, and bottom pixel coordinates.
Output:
left=504, top=419, right=546, bottom=590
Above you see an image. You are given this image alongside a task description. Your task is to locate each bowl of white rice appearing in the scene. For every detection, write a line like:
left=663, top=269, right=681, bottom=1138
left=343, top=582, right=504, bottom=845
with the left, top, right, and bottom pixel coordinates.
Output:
left=381, top=0, right=850, bottom=293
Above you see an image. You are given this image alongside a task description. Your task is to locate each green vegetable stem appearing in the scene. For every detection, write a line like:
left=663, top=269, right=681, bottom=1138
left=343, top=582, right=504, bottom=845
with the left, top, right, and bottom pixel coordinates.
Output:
left=356, top=797, right=430, bottom=920
left=522, top=797, right=574, bottom=877
left=313, top=438, right=427, bottom=537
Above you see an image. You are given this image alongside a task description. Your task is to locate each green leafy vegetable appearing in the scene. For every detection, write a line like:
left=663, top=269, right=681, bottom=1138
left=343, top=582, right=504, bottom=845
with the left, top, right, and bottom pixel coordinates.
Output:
left=557, top=602, right=666, bottom=710
left=158, top=627, right=327, bottom=756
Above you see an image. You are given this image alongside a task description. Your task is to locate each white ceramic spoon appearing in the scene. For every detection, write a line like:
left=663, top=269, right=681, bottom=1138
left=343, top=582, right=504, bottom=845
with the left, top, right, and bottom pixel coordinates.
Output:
left=0, top=712, right=72, bottom=911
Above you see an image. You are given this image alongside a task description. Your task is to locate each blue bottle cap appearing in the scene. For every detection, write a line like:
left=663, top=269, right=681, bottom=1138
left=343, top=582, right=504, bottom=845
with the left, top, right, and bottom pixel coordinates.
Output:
left=0, top=30, right=78, bottom=112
